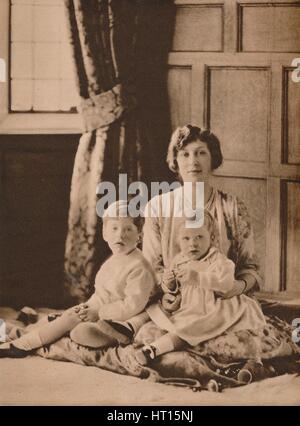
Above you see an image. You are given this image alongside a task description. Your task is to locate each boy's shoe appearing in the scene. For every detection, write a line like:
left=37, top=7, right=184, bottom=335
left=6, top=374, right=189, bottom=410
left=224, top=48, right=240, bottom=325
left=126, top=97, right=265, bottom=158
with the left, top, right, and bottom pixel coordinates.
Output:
left=47, top=313, right=62, bottom=322
left=95, top=320, right=134, bottom=345
left=0, top=343, right=32, bottom=358
left=134, top=345, right=157, bottom=365
left=17, top=307, right=38, bottom=325
left=7, top=326, right=24, bottom=340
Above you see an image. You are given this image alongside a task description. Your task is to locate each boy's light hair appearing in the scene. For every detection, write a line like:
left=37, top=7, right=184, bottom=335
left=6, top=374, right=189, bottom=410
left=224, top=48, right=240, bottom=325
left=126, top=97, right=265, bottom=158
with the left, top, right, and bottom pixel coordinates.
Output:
left=102, top=200, right=144, bottom=233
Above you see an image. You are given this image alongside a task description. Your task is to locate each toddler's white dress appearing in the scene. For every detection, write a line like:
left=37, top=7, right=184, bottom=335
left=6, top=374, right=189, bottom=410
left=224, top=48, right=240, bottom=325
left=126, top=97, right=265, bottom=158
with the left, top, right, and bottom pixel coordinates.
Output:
left=147, top=247, right=266, bottom=346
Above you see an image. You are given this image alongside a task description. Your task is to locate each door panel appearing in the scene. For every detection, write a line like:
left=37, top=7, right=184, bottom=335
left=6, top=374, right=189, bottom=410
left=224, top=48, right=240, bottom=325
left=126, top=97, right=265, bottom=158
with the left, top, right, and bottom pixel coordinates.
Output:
left=172, top=4, right=224, bottom=52
left=208, top=67, right=269, bottom=162
left=284, top=70, right=300, bottom=164
left=240, top=3, right=300, bottom=52
left=284, top=181, right=300, bottom=291
left=167, top=66, right=192, bottom=128
left=212, top=175, right=267, bottom=280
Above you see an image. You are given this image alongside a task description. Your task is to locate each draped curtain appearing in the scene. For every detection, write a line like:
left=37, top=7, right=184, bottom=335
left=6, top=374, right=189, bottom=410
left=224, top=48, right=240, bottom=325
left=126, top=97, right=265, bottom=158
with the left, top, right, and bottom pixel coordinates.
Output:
left=63, top=0, right=152, bottom=301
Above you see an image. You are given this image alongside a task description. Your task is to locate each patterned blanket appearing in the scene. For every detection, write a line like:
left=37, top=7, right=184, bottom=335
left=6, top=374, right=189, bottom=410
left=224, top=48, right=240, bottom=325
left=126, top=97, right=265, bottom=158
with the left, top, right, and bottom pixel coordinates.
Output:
left=5, top=304, right=299, bottom=393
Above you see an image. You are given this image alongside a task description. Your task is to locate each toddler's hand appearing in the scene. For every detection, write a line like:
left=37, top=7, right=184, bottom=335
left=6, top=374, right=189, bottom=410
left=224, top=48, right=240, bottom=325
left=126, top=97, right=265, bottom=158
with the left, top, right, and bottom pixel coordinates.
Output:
left=161, top=293, right=181, bottom=313
left=77, top=304, right=99, bottom=322
left=162, top=269, right=177, bottom=292
left=74, top=304, right=84, bottom=314
left=176, top=265, right=199, bottom=286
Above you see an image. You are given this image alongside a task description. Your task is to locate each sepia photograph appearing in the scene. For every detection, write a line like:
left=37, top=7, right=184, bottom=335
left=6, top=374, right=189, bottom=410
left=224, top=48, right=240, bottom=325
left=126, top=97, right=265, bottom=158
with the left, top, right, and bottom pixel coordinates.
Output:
left=0, top=0, right=300, bottom=408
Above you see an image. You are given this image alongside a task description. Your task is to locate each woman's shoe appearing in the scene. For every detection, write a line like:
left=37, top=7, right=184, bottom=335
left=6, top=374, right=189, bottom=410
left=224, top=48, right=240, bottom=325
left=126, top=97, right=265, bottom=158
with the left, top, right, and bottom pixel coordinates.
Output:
left=0, top=344, right=32, bottom=358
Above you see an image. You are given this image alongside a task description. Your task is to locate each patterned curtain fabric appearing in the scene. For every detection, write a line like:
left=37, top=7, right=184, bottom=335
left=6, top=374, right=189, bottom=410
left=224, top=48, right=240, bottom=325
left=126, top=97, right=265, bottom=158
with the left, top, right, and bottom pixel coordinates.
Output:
left=63, top=0, right=151, bottom=301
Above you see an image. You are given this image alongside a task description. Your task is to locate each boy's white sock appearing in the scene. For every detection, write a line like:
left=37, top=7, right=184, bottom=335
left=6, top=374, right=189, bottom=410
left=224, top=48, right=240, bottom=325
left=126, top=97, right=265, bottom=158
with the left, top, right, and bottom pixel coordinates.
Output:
left=10, top=330, right=43, bottom=351
left=0, top=342, right=11, bottom=349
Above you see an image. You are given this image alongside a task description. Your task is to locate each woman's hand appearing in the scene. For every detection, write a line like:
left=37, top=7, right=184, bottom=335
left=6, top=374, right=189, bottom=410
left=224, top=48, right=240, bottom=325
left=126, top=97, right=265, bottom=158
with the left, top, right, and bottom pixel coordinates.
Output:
left=220, top=280, right=247, bottom=299
left=161, top=293, right=182, bottom=313
left=76, top=304, right=99, bottom=322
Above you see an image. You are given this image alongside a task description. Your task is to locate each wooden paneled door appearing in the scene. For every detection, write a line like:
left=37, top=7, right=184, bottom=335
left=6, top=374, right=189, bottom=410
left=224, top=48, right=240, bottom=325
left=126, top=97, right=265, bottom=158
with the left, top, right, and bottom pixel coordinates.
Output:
left=167, top=0, right=300, bottom=292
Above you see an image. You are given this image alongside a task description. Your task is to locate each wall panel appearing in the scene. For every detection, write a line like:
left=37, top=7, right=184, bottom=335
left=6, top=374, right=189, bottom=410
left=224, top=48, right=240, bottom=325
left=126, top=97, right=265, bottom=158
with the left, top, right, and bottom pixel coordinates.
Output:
left=167, top=66, right=192, bottom=129
left=283, top=69, right=300, bottom=164
left=208, top=67, right=269, bottom=162
left=212, top=175, right=267, bottom=280
left=240, top=4, right=300, bottom=52
left=284, top=181, right=300, bottom=291
left=172, top=5, right=223, bottom=52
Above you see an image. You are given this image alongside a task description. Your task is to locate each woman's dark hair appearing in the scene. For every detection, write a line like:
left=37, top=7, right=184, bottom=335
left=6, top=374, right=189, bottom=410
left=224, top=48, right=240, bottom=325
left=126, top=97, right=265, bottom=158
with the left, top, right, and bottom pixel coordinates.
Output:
left=167, top=125, right=223, bottom=172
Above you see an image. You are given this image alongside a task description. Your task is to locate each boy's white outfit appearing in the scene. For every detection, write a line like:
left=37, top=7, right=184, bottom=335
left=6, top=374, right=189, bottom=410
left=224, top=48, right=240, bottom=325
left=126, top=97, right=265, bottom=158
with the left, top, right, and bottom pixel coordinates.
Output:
left=87, top=248, right=155, bottom=321
left=147, top=247, right=266, bottom=346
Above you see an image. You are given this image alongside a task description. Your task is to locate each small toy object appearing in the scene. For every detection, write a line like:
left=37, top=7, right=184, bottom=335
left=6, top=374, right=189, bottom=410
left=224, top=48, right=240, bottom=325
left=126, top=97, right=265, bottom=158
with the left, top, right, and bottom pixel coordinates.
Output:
left=207, top=379, right=222, bottom=393
left=159, top=377, right=204, bottom=392
left=159, top=376, right=225, bottom=393
left=237, top=368, right=253, bottom=384
left=237, top=359, right=265, bottom=384
left=215, top=364, right=241, bottom=379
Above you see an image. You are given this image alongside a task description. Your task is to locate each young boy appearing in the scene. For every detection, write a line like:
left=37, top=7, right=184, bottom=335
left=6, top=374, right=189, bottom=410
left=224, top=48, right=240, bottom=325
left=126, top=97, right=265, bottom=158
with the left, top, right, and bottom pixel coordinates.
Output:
left=0, top=201, right=155, bottom=357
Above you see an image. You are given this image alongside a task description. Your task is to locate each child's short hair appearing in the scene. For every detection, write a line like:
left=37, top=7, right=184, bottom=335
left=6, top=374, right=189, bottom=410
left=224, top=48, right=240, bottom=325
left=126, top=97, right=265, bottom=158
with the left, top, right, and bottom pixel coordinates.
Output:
left=102, top=200, right=144, bottom=233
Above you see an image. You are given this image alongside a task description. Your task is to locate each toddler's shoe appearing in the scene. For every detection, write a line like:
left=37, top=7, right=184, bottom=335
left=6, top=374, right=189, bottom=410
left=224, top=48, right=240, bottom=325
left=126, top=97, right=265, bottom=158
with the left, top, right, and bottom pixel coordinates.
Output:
left=0, top=343, right=32, bottom=358
left=134, top=345, right=157, bottom=365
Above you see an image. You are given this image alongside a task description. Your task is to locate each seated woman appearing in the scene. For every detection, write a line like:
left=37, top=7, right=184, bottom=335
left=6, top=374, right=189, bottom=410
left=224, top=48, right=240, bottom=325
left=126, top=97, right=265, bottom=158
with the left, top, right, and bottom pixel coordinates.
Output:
left=142, top=124, right=261, bottom=301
